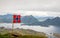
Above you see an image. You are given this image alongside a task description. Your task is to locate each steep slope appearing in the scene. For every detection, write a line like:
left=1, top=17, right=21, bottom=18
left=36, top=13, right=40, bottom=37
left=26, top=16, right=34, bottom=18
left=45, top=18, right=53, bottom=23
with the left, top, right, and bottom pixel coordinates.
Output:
left=21, top=15, right=41, bottom=25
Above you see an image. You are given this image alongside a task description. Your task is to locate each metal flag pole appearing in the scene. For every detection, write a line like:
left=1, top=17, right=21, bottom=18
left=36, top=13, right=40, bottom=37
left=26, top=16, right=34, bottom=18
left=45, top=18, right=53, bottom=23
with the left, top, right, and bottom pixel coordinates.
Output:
left=12, top=14, right=21, bottom=34
left=12, top=15, right=14, bottom=34
left=12, top=22, right=14, bottom=33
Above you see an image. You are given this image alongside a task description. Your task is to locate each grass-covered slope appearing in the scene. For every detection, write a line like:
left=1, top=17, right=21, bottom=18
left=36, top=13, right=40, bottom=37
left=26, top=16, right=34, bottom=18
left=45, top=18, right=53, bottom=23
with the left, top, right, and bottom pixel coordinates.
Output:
left=0, top=27, right=47, bottom=38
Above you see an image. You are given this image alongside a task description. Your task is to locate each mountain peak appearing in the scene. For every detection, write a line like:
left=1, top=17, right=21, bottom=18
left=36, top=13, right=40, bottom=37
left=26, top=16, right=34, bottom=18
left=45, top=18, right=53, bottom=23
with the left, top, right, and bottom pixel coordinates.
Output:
left=54, top=17, right=60, bottom=19
left=21, top=15, right=39, bottom=24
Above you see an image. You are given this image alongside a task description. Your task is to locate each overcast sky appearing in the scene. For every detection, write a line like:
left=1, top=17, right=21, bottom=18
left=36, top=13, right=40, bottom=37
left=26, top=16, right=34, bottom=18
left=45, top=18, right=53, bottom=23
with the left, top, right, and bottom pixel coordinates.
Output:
left=0, top=0, right=60, bottom=32
left=0, top=0, right=60, bottom=17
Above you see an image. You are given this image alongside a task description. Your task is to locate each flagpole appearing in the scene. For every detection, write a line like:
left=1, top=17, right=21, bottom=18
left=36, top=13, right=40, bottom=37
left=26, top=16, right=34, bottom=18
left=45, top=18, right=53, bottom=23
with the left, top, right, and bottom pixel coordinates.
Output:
left=12, top=15, right=14, bottom=34
left=12, top=15, right=21, bottom=34
left=12, top=22, right=14, bottom=33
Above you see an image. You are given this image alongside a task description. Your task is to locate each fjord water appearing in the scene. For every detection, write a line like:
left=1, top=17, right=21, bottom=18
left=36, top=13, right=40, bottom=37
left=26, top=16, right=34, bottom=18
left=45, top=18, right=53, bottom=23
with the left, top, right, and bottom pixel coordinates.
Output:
left=0, top=23, right=60, bottom=34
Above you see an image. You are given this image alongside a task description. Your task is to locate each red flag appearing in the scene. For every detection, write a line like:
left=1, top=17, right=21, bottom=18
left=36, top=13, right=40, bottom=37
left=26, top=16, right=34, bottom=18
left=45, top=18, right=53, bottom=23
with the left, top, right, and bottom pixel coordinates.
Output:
left=13, top=15, right=21, bottom=23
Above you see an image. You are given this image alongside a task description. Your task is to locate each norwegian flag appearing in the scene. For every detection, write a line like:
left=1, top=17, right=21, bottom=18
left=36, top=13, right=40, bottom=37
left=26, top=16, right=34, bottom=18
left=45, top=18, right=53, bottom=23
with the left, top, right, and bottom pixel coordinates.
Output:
left=13, top=15, right=21, bottom=23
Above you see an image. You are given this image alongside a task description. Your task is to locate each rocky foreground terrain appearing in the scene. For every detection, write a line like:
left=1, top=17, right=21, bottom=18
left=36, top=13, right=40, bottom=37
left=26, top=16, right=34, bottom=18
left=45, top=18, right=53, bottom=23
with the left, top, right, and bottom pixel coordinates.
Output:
left=0, top=27, right=47, bottom=38
left=53, top=33, right=60, bottom=38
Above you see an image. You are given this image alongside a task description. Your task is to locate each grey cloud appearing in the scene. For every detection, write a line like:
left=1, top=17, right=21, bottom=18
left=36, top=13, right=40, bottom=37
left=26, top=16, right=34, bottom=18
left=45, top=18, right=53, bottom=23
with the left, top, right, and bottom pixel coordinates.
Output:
left=0, top=0, right=60, bottom=12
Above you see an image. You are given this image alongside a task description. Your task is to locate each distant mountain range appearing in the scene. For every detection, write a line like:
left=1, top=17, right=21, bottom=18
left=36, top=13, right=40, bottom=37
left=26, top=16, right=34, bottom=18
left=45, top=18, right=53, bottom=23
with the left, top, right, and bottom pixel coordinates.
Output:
left=0, top=14, right=12, bottom=23
left=0, top=14, right=60, bottom=26
left=21, top=15, right=60, bottom=26
left=21, top=15, right=40, bottom=25
left=43, top=17, right=60, bottom=26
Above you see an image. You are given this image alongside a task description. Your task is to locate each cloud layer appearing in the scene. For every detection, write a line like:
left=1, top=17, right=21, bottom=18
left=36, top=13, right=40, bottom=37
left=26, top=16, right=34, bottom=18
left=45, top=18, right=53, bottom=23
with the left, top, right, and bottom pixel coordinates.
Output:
left=0, top=0, right=60, bottom=16
left=0, top=0, right=60, bottom=11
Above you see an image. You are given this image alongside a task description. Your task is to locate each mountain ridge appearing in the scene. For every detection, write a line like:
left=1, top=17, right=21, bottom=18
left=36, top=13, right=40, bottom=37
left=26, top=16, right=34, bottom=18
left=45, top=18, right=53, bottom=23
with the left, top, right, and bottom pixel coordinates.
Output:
left=0, top=14, right=60, bottom=26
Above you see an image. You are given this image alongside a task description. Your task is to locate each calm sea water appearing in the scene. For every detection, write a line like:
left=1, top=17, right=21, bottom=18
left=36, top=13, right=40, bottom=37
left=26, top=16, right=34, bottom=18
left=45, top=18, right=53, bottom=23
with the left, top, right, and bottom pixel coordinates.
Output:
left=0, top=23, right=60, bottom=34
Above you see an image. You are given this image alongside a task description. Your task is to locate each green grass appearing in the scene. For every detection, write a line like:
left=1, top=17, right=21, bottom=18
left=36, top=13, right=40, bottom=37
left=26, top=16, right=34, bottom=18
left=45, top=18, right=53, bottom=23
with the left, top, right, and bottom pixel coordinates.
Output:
left=0, top=28, right=47, bottom=38
left=0, top=33, right=47, bottom=38
left=21, top=35, right=47, bottom=38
